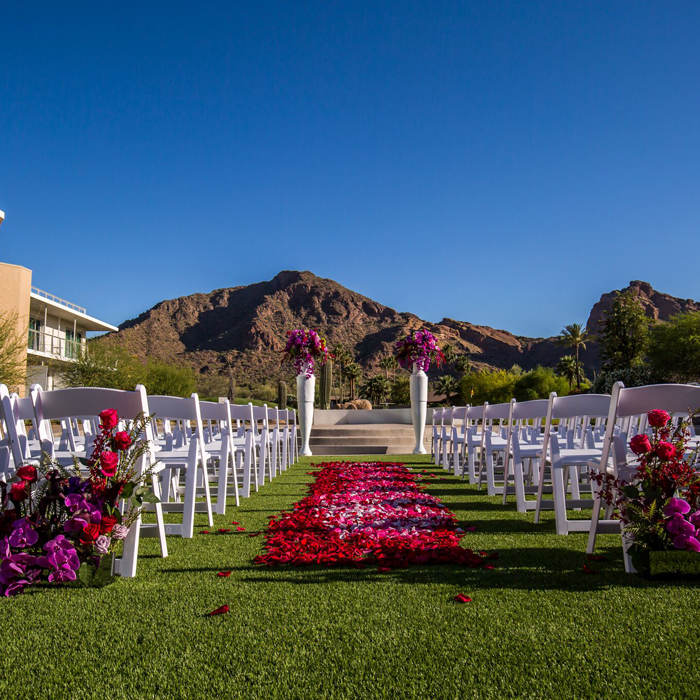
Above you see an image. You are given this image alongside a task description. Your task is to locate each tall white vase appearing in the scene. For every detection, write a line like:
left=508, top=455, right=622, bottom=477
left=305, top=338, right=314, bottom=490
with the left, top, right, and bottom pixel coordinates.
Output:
left=409, top=363, right=428, bottom=454
left=297, top=370, right=316, bottom=457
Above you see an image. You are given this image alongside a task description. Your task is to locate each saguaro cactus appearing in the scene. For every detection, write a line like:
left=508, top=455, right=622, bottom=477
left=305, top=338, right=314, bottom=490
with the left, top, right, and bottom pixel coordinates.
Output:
left=319, top=360, right=332, bottom=409
left=277, top=380, right=287, bottom=408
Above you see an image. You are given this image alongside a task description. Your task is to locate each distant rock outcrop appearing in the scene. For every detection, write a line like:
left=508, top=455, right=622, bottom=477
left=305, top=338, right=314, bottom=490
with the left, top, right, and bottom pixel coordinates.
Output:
left=105, top=272, right=698, bottom=383
left=586, top=280, right=700, bottom=336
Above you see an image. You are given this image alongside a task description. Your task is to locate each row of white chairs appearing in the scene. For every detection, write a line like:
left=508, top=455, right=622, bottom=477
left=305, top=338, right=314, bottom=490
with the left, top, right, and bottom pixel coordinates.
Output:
left=431, top=382, right=700, bottom=572
left=0, top=383, right=299, bottom=578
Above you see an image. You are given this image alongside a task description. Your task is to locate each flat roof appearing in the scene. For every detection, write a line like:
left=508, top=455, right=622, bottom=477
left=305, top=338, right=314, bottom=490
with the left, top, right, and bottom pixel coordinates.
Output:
left=30, top=291, right=118, bottom=332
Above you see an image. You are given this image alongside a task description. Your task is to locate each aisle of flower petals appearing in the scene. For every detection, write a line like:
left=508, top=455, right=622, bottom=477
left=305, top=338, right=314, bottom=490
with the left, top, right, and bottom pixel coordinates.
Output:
left=254, top=462, right=488, bottom=569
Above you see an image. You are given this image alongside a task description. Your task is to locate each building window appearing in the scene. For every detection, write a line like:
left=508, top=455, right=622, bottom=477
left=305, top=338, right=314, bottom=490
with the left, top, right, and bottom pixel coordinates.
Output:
left=65, top=329, right=82, bottom=359
left=28, top=318, right=42, bottom=351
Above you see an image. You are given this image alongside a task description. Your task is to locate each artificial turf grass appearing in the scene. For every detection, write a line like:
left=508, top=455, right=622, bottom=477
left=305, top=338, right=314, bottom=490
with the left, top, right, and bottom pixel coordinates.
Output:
left=0, top=456, right=698, bottom=700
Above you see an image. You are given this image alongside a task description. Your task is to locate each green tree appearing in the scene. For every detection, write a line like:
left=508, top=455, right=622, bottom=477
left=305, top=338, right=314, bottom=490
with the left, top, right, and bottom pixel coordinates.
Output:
left=344, top=362, right=362, bottom=400
left=333, top=344, right=352, bottom=402
left=513, top=366, right=569, bottom=401
left=458, top=369, right=518, bottom=405
left=379, top=355, right=398, bottom=381
left=0, top=312, right=26, bottom=392
left=556, top=323, right=588, bottom=389
left=454, top=355, right=471, bottom=377
left=647, top=312, right=700, bottom=382
left=599, top=290, right=649, bottom=371
left=433, top=375, right=458, bottom=404
left=556, top=355, right=579, bottom=390
left=360, top=375, right=391, bottom=407
left=390, top=377, right=411, bottom=405
left=61, top=342, right=145, bottom=390
left=144, top=358, right=197, bottom=397
left=441, top=343, right=457, bottom=367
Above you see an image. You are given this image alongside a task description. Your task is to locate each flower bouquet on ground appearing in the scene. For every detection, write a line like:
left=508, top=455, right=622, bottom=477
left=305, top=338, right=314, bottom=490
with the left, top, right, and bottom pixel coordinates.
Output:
left=395, top=329, right=445, bottom=372
left=282, top=329, right=330, bottom=377
left=593, top=409, right=700, bottom=576
left=0, top=409, right=159, bottom=596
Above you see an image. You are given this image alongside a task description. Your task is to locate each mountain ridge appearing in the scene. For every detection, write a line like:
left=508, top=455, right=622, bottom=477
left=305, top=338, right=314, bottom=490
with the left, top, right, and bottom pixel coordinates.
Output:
left=106, top=271, right=698, bottom=383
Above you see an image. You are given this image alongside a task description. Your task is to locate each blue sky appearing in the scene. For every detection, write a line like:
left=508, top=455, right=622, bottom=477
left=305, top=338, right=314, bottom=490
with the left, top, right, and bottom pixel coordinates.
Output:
left=1, top=1, right=699, bottom=337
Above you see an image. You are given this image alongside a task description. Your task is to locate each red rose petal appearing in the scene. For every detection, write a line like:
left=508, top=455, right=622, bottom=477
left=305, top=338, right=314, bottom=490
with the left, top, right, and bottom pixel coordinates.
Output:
left=199, top=530, right=210, bottom=535
left=587, top=554, right=607, bottom=562
left=209, top=605, right=229, bottom=615
left=231, top=521, right=239, bottom=525
left=236, top=526, right=246, bottom=532
left=582, top=564, right=598, bottom=574
left=217, top=571, right=232, bottom=577
left=483, top=564, right=495, bottom=570
left=377, top=566, right=392, bottom=573
left=453, top=594, right=472, bottom=603
left=218, top=528, right=231, bottom=533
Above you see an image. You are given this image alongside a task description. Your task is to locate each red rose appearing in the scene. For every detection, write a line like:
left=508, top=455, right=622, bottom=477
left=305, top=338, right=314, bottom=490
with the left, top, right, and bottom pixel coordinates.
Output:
left=655, top=441, right=676, bottom=461
left=9, top=482, right=28, bottom=501
left=99, top=451, right=119, bottom=477
left=112, top=431, right=132, bottom=451
left=100, top=515, right=118, bottom=534
left=647, top=410, right=671, bottom=428
left=16, top=465, right=38, bottom=483
left=99, top=408, right=119, bottom=430
left=630, top=434, right=652, bottom=456
left=80, top=523, right=101, bottom=544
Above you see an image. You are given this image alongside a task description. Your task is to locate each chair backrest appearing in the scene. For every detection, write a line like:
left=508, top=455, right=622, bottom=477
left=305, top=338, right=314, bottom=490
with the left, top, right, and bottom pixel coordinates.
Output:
left=147, top=393, right=205, bottom=450
left=199, top=399, right=233, bottom=434
left=483, top=402, right=512, bottom=423
left=600, top=382, right=700, bottom=473
left=31, top=384, right=155, bottom=461
left=466, top=404, right=485, bottom=423
left=550, top=393, right=611, bottom=421
left=511, top=399, right=550, bottom=421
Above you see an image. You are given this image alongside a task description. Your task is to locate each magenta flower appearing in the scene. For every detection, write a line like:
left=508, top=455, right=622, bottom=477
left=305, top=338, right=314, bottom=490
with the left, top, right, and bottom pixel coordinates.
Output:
left=666, top=514, right=695, bottom=537
left=8, top=524, right=38, bottom=548
left=663, top=497, right=691, bottom=517
left=672, top=534, right=700, bottom=552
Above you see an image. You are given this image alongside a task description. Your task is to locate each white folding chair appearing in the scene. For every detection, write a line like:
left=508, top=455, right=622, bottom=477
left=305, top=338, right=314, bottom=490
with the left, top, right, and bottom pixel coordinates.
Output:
left=478, top=402, right=513, bottom=496
left=148, top=393, right=215, bottom=538
left=587, top=382, right=700, bottom=572
left=30, top=384, right=168, bottom=578
left=533, top=393, right=611, bottom=535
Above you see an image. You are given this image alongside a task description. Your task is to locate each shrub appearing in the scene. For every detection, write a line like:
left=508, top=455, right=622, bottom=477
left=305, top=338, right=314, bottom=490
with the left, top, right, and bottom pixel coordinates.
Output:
left=590, top=365, right=658, bottom=395
left=513, top=366, right=570, bottom=401
left=647, top=312, right=700, bottom=383
left=459, top=369, right=518, bottom=405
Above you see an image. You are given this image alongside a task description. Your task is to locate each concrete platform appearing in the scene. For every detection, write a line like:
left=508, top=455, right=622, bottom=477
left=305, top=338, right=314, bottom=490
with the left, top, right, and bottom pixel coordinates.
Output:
left=309, top=423, right=430, bottom=456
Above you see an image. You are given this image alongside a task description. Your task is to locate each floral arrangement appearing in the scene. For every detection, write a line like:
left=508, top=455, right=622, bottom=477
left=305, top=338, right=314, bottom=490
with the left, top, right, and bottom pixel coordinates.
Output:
left=254, top=461, right=490, bottom=569
left=395, top=329, right=444, bottom=372
left=282, top=328, right=329, bottom=377
left=0, top=409, right=158, bottom=596
left=593, top=409, right=700, bottom=572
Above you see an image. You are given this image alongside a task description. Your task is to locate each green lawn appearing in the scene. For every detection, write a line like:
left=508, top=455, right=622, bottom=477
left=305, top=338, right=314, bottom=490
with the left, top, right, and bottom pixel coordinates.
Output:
left=1, top=455, right=698, bottom=699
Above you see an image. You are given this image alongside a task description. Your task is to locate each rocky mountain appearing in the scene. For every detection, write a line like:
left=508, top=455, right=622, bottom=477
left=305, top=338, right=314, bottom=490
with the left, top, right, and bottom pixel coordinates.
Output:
left=106, top=272, right=697, bottom=383
left=586, top=280, right=700, bottom=336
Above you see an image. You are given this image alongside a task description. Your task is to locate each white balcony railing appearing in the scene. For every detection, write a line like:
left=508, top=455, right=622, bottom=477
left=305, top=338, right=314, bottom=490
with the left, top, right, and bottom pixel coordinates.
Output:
left=27, top=329, right=83, bottom=361
left=30, top=287, right=87, bottom=315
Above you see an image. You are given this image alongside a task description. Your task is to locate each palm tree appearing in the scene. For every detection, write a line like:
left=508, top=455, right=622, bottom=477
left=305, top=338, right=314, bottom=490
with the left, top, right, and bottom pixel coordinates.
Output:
left=454, top=355, right=471, bottom=377
left=333, top=344, right=352, bottom=403
left=360, top=375, right=391, bottom=407
left=379, top=356, right=398, bottom=381
left=434, top=375, right=458, bottom=404
left=556, top=355, right=579, bottom=390
left=442, top=343, right=457, bottom=367
left=557, top=323, right=588, bottom=389
left=344, top=362, right=362, bottom=400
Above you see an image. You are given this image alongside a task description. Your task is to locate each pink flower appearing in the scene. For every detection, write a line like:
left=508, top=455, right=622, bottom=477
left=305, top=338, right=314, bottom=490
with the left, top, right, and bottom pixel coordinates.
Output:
left=99, top=409, right=119, bottom=430
left=647, top=410, right=671, bottom=428
left=672, top=534, right=700, bottom=552
left=94, top=535, right=111, bottom=555
left=99, top=451, right=119, bottom=477
left=654, top=441, right=676, bottom=461
left=663, top=497, right=691, bottom=517
left=666, top=514, right=695, bottom=537
left=629, top=434, right=651, bottom=456
left=111, top=524, right=128, bottom=540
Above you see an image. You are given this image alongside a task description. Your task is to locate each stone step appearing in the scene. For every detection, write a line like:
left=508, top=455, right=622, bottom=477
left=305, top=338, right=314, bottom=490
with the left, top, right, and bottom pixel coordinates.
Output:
left=310, top=433, right=428, bottom=445
left=308, top=445, right=424, bottom=456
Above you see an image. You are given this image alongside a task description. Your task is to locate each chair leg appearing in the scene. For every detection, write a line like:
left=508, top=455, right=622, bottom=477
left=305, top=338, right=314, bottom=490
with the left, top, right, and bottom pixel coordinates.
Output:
left=151, top=473, right=169, bottom=558
left=216, top=454, right=228, bottom=516
left=552, top=466, right=569, bottom=535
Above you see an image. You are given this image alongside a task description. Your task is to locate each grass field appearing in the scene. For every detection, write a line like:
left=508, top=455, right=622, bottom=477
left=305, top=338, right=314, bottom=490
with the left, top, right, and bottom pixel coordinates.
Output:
left=1, top=455, right=698, bottom=699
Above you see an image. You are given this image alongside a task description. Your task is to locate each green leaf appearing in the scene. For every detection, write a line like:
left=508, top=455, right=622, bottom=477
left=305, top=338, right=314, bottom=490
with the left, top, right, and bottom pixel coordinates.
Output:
left=121, top=482, right=135, bottom=500
left=78, top=562, right=94, bottom=586
left=78, top=457, right=92, bottom=467
left=622, top=485, right=640, bottom=499
left=138, top=491, right=160, bottom=504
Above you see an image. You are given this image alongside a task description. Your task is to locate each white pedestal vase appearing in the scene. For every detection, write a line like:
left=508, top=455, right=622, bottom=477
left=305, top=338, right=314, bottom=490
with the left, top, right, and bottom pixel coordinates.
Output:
left=409, top=363, right=428, bottom=455
left=297, top=370, right=316, bottom=457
